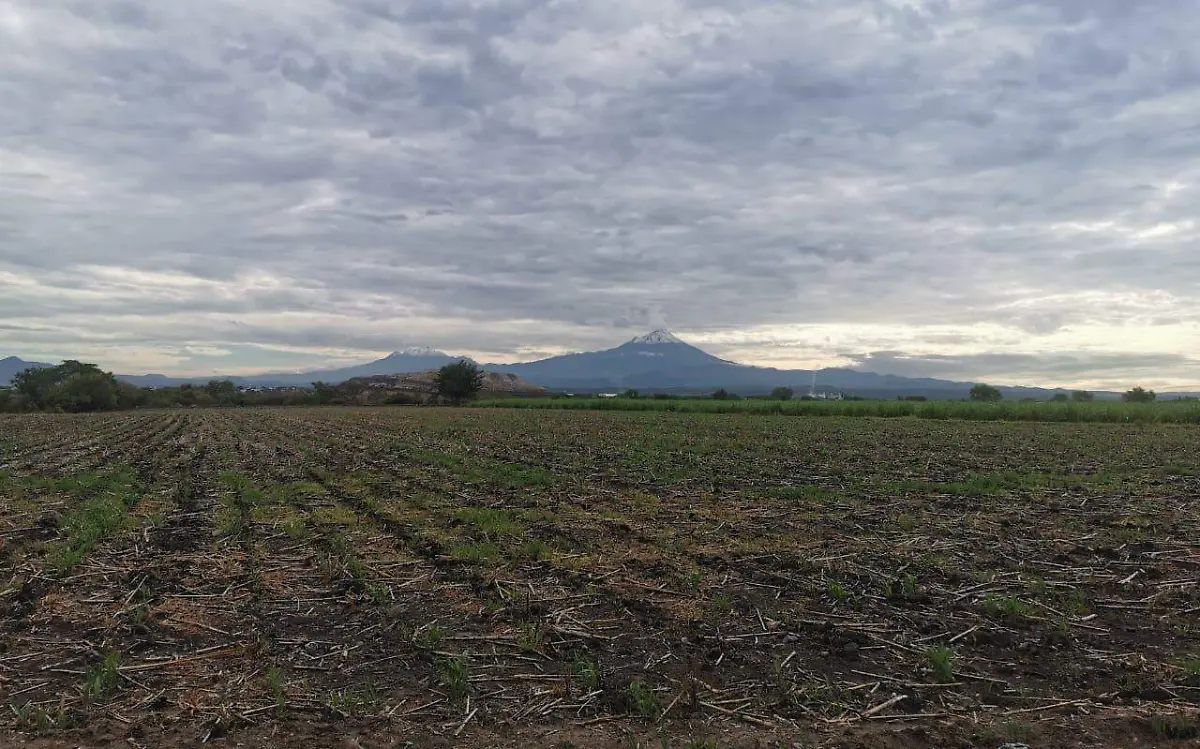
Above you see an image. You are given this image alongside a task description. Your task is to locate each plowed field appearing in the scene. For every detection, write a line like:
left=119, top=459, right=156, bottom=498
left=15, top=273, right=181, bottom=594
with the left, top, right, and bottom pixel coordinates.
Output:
left=2, top=408, right=1198, bottom=748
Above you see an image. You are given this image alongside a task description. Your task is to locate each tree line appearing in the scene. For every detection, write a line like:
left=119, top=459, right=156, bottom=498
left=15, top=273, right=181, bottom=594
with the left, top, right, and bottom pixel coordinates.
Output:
left=0, top=359, right=1165, bottom=413
left=0, top=362, right=318, bottom=413
left=969, top=383, right=1157, bottom=403
left=0, top=360, right=489, bottom=413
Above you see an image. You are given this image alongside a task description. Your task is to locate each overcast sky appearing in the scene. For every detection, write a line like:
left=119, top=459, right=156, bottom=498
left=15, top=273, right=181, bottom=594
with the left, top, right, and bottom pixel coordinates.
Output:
left=2, top=0, right=1198, bottom=389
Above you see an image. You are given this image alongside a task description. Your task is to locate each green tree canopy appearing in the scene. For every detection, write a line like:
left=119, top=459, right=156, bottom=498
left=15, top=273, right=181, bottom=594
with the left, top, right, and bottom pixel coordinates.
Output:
left=969, top=384, right=1003, bottom=402
left=435, top=361, right=485, bottom=406
left=770, top=386, right=794, bottom=401
left=11, top=361, right=124, bottom=412
left=311, top=381, right=337, bottom=405
left=1122, top=386, right=1156, bottom=403
left=1070, top=390, right=1095, bottom=402
left=205, top=380, right=239, bottom=405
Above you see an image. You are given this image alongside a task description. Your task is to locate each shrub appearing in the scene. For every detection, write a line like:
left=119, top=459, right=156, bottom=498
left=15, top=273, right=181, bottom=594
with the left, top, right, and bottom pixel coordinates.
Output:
left=436, top=361, right=485, bottom=406
left=1123, top=387, right=1156, bottom=403
left=969, top=384, right=1002, bottom=402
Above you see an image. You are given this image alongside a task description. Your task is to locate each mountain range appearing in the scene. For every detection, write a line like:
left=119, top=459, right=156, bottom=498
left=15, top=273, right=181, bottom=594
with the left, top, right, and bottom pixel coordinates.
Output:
left=0, top=356, right=52, bottom=385
left=0, top=331, right=1137, bottom=400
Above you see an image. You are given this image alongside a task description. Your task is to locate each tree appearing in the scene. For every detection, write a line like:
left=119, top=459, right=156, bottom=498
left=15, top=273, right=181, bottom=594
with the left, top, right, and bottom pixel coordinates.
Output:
left=1071, top=390, right=1095, bottom=402
left=1123, top=386, right=1156, bottom=403
left=12, top=361, right=124, bottom=412
left=969, top=384, right=1002, bottom=402
left=1051, top=393, right=1069, bottom=402
left=622, top=389, right=640, bottom=399
left=770, top=386, right=794, bottom=401
left=711, top=388, right=732, bottom=400
left=12, top=366, right=61, bottom=410
left=435, top=361, right=485, bottom=406
left=311, top=381, right=337, bottom=405
left=205, top=379, right=239, bottom=406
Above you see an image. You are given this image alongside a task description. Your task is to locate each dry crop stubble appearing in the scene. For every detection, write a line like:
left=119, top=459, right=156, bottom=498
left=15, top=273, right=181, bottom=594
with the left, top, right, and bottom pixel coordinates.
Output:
left=0, top=407, right=1197, bottom=748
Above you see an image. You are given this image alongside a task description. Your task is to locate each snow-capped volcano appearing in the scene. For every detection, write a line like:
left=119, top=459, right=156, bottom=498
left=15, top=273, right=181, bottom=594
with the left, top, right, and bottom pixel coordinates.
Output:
left=390, top=346, right=446, bottom=357
left=626, top=329, right=684, bottom=345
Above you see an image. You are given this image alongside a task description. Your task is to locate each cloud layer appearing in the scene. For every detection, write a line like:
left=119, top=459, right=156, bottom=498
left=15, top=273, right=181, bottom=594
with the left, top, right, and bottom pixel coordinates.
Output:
left=1, top=0, right=1198, bottom=387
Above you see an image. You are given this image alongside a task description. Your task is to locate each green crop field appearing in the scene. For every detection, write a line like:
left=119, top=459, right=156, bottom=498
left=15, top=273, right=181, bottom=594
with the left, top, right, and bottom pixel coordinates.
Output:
left=1, top=408, right=1198, bottom=748
left=479, top=395, right=1200, bottom=424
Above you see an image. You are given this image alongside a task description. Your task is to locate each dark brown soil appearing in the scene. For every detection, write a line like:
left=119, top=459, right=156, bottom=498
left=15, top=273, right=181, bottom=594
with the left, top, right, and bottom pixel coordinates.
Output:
left=1, top=408, right=1197, bottom=749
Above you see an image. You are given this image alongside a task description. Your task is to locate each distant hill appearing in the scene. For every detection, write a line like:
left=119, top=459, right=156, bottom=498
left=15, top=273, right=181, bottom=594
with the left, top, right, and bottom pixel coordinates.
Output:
left=484, top=330, right=1081, bottom=400
left=0, top=356, right=52, bottom=385
left=488, top=330, right=991, bottom=396
left=335, top=370, right=545, bottom=405
left=117, top=348, right=469, bottom=388
left=8, top=333, right=1146, bottom=400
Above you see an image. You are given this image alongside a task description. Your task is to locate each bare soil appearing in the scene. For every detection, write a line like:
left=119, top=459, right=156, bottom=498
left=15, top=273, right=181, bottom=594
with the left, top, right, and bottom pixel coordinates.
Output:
left=1, top=408, right=1197, bottom=748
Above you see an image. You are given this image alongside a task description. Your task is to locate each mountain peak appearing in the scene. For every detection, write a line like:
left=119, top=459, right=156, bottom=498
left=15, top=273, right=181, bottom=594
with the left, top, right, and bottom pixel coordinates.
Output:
left=388, top=347, right=446, bottom=358
left=627, top=330, right=684, bottom=345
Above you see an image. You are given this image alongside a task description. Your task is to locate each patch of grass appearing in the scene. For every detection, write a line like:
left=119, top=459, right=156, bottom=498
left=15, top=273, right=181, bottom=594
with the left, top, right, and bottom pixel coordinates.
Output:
left=437, top=656, right=471, bottom=701
left=573, top=656, right=601, bottom=691
left=1179, top=657, right=1200, bottom=686
left=1061, top=590, right=1089, bottom=616
left=772, top=656, right=795, bottom=704
left=983, top=595, right=1036, bottom=622
left=450, top=541, right=501, bottom=564
left=10, top=702, right=68, bottom=733
left=516, top=538, right=552, bottom=561
left=1150, top=715, right=1199, bottom=741
left=886, top=574, right=919, bottom=600
left=414, top=624, right=445, bottom=650
left=45, top=473, right=139, bottom=575
left=925, top=645, right=956, bottom=683
left=938, top=471, right=1054, bottom=497
left=311, top=506, right=358, bottom=526
left=893, top=513, right=918, bottom=532
left=280, top=516, right=308, bottom=540
left=455, top=507, right=524, bottom=536
left=83, top=652, right=121, bottom=702
left=826, top=580, right=851, bottom=604
left=320, top=533, right=372, bottom=592
left=519, top=622, right=545, bottom=653
left=216, top=506, right=249, bottom=537
left=218, top=470, right=251, bottom=493
left=711, top=592, right=735, bottom=615
left=326, top=684, right=380, bottom=716
left=626, top=680, right=661, bottom=718
left=1002, top=721, right=1035, bottom=743
left=1052, top=615, right=1074, bottom=641
left=767, top=485, right=840, bottom=503
left=367, top=583, right=391, bottom=606
left=265, top=666, right=287, bottom=712
left=1157, top=463, right=1196, bottom=477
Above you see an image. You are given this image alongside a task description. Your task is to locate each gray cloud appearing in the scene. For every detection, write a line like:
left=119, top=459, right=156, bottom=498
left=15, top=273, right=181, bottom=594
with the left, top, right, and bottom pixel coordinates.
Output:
left=842, top=350, right=1199, bottom=391
left=1, top=0, right=1199, bottom=385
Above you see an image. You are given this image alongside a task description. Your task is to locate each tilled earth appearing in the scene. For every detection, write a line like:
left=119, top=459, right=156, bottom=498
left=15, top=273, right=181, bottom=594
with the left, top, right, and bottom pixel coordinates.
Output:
left=1, top=408, right=1198, bottom=748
